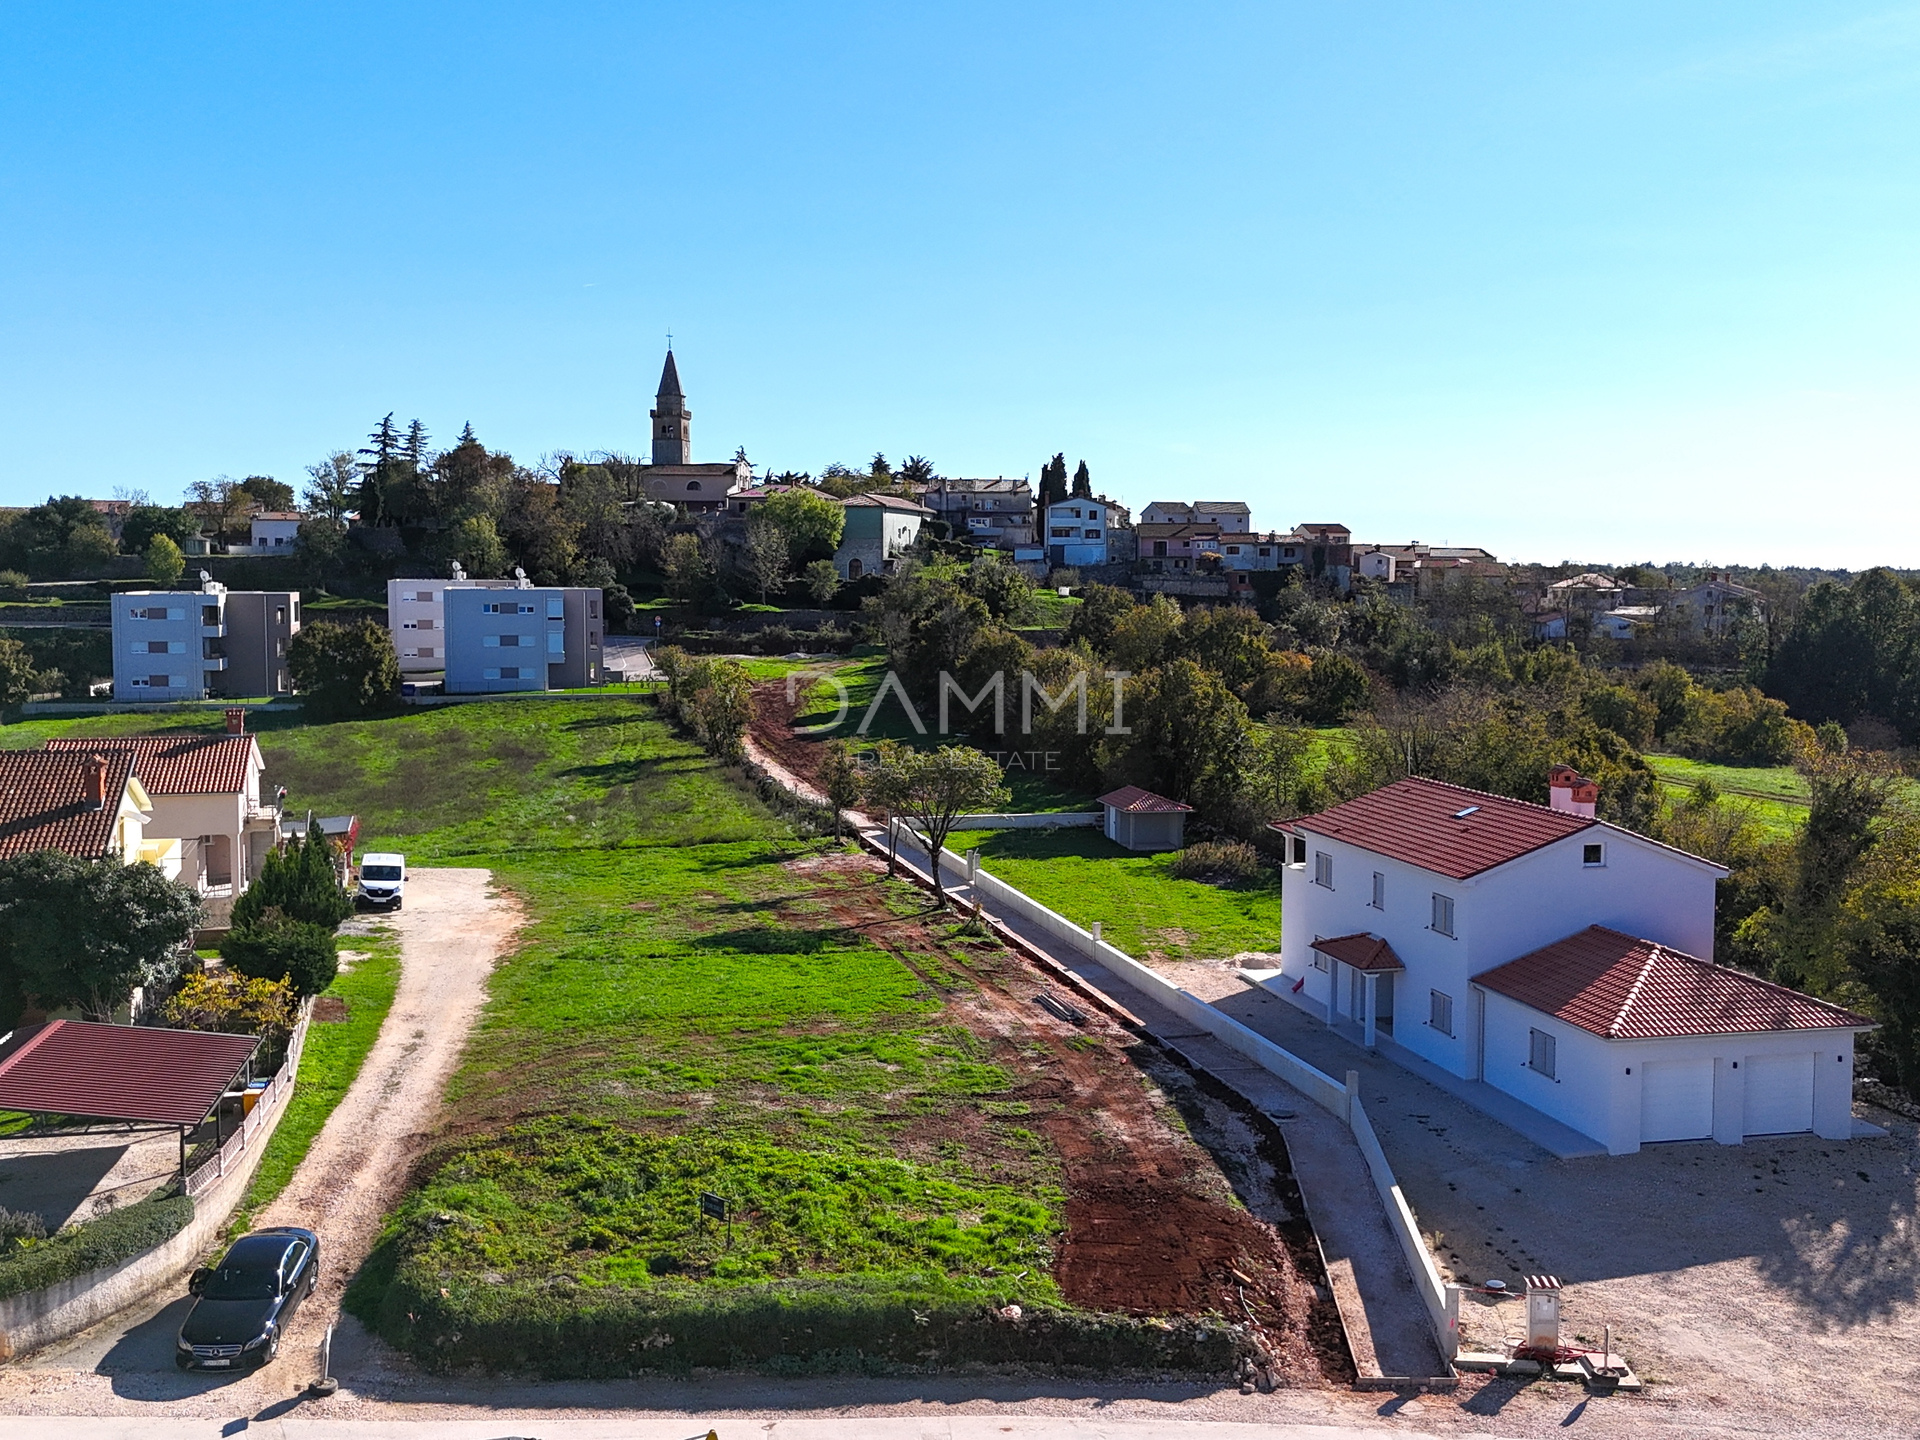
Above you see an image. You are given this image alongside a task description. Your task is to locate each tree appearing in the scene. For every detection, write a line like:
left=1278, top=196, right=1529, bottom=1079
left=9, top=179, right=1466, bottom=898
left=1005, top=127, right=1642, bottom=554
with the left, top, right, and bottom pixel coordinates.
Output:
left=220, top=911, right=339, bottom=997
left=448, top=515, right=508, bottom=577
left=231, top=829, right=353, bottom=931
left=663, top=533, right=724, bottom=613
left=355, top=414, right=405, bottom=526
left=0, top=633, right=38, bottom=706
left=965, top=549, right=1037, bottom=624
left=1299, top=651, right=1371, bottom=725
left=899, top=456, right=937, bottom=485
left=1037, top=453, right=1068, bottom=512
left=184, top=478, right=250, bottom=541
left=405, top=420, right=431, bottom=473
left=1071, top=460, right=1092, bottom=498
left=817, top=740, right=865, bottom=840
left=237, top=475, right=295, bottom=511
left=1125, top=660, right=1252, bottom=808
left=755, top=489, right=846, bottom=563
left=289, top=619, right=400, bottom=718
left=886, top=745, right=1010, bottom=905
left=0, top=496, right=119, bottom=577
left=1063, top=583, right=1137, bottom=653
left=303, top=452, right=359, bottom=523
left=803, top=558, right=841, bottom=605
left=0, top=851, right=201, bottom=1022
left=145, top=534, right=185, bottom=587
left=602, top=583, right=636, bottom=633
left=742, top=517, right=792, bottom=603
left=120, top=504, right=197, bottom=556
left=659, top=655, right=753, bottom=760
left=559, top=463, right=633, bottom=569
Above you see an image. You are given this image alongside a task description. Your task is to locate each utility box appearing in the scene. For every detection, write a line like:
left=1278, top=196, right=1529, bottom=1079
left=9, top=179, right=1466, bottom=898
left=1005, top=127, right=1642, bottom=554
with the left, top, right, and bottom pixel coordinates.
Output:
left=1525, top=1274, right=1562, bottom=1351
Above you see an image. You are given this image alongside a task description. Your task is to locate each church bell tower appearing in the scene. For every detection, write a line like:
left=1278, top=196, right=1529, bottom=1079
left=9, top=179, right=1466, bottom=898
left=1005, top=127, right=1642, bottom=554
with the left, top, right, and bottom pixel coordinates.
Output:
left=650, top=349, right=690, bottom=465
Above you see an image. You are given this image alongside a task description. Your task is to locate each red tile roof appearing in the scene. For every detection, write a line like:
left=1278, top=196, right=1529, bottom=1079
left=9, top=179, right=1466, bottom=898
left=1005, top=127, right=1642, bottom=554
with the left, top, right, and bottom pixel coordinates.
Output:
left=1098, top=785, right=1194, bottom=814
left=1476, top=926, right=1873, bottom=1039
left=47, top=734, right=259, bottom=795
left=0, top=750, right=137, bottom=861
left=1283, top=776, right=1594, bottom=880
left=0, top=1020, right=259, bottom=1127
left=1312, top=932, right=1405, bottom=972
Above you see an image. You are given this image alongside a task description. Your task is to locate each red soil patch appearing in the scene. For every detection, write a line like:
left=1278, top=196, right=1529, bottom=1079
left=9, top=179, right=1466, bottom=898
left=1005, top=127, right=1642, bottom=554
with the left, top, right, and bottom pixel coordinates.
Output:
left=810, top=870, right=1350, bottom=1386
left=750, top=679, right=834, bottom=792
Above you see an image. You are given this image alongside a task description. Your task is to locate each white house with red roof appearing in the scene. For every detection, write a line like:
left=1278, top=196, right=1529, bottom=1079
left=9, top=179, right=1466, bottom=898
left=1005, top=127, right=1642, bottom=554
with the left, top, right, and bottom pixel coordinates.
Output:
left=46, top=715, right=278, bottom=905
left=1268, top=770, right=1871, bottom=1154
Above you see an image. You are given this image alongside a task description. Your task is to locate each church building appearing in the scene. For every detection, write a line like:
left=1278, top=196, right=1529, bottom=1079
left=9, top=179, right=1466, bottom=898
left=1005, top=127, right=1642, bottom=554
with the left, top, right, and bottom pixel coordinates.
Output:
left=638, top=349, right=751, bottom=513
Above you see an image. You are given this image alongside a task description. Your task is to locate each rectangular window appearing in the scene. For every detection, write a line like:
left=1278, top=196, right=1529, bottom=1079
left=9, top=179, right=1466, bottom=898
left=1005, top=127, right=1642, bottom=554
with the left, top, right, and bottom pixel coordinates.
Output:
left=1429, top=990, right=1454, bottom=1037
left=416, top=590, right=434, bottom=602
left=402, top=621, right=416, bottom=630
left=1312, top=948, right=1330, bottom=972
left=1431, top=893, right=1455, bottom=937
left=483, top=635, right=500, bottom=647
left=547, top=631, right=565, bottom=654
left=168, top=640, right=186, bottom=654
left=1529, top=1028, right=1557, bottom=1078
left=1313, top=852, right=1333, bottom=889
left=520, top=603, right=535, bottom=614
left=150, top=674, right=170, bottom=688
left=1291, top=835, right=1307, bottom=866
left=418, top=646, right=434, bottom=658
left=275, top=607, right=286, bottom=623
left=1582, top=842, right=1605, bottom=867
left=1371, top=872, right=1385, bottom=910
left=417, top=618, right=434, bottom=630
left=483, top=667, right=501, bottom=680
left=1086, top=528, right=1100, bottom=538
left=501, top=666, right=522, bottom=679
left=483, top=602, right=503, bottom=613
left=588, top=600, right=599, bottom=618
left=547, top=598, right=564, bottom=618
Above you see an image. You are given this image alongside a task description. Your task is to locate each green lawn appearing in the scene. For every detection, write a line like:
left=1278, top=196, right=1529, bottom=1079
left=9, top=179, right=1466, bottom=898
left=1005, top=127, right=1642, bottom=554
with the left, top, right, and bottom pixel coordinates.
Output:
left=1644, top=754, right=1809, bottom=838
left=229, top=925, right=402, bottom=1231
left=943, top=827, right=1282, bottom=963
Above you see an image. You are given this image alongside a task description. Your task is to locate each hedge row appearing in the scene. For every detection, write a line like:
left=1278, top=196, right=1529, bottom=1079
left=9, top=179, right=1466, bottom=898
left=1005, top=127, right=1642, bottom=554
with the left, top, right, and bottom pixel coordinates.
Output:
left=352, top=1244, right=1243, bottom=1378
left=669, top=625, right=858, bottom=656
left=0, top=1194, right=194, bottom=1301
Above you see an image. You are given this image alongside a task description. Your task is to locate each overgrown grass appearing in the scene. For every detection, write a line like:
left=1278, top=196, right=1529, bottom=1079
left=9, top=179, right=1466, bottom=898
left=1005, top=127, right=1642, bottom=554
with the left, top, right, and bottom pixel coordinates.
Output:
left=1644, top=754, right=1809, bottom=838
left=943, top=828, right=1283, bottom=962
left=228, top=925, right=401, bottom=1232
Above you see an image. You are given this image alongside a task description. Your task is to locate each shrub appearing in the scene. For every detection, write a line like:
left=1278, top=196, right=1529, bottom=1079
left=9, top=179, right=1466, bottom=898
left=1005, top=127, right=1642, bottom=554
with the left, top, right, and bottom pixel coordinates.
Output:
left=164, top=970, right=299, bottom=1061
left=231, top=829, right=352, bottom=932
left=220, top=912, right=339, bottom=998
left=0, top=1206, right=47, bottom=1253
left=1168, top=840, right=1268, bottom=885
left=0, top=569, right=29, bottom=599
left=0, top=1195, right=193, bottom=1301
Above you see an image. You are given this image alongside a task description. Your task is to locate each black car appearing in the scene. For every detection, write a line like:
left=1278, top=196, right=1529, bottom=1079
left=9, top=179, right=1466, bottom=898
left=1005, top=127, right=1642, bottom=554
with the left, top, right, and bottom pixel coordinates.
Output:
left=176, top=1226, right=320, bottom=1370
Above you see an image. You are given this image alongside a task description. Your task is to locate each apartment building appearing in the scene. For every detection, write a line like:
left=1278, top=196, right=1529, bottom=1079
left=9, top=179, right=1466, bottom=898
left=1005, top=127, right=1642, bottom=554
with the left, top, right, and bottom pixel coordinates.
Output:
left=112, top=579, right=300, bottom=700
left=386, top=576, right=520, bottom=674
left=441, top=582, right=606, bottom=693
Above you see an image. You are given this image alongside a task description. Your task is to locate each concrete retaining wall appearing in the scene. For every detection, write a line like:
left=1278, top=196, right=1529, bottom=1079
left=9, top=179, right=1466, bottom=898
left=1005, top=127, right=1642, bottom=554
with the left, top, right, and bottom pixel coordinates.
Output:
left=897, top=821, right=1460, bottom=1361
left=0, top=1012, right=310, bottom=1362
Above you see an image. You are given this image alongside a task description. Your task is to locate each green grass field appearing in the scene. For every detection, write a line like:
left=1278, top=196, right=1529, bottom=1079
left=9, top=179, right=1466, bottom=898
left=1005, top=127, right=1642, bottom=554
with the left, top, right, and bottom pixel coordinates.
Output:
left=1644, top=754, right=1810, bottom=838
left=943, top=827, right=1282, bottom=962
left=228, top=925, right=401, bottom=1232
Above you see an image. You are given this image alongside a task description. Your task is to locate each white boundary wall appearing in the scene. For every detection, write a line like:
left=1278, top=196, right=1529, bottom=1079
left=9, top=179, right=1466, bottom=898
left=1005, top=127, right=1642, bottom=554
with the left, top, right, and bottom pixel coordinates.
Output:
left=895, top=821, right=1461, bottom=1360
left=949, top=813, right=1102, bottom=830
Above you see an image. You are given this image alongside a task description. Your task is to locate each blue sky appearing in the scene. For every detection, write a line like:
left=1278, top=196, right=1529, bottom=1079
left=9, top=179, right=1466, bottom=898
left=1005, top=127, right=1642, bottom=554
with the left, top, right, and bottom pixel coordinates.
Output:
left=2, top=3, right=1916, bottom=567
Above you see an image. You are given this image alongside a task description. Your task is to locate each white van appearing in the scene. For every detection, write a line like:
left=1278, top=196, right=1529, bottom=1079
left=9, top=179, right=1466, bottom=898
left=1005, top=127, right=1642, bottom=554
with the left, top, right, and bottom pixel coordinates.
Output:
left=356, top=853, right=407, bottom=910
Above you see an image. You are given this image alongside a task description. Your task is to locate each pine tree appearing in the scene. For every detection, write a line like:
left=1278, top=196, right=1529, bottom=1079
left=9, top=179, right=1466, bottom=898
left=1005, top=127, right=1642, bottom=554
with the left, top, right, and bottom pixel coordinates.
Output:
left=405, top=419, right=431, bottom=471
left=1038, top=453, right=1068, bottom=511
left=1071, top=460, right=1092, bottom=498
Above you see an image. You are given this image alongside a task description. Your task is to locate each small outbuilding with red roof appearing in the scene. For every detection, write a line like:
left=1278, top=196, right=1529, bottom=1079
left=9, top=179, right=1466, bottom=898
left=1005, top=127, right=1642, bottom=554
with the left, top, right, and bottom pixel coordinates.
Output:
left=1097, top=785, right=1193, bottom=852
left=1265, top=771, right=1870, bottom=1154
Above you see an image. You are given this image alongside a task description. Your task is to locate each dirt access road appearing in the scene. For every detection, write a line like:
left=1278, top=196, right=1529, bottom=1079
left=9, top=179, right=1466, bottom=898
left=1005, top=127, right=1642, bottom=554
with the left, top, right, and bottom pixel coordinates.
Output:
left=3, top=868, right=520, bottom=1414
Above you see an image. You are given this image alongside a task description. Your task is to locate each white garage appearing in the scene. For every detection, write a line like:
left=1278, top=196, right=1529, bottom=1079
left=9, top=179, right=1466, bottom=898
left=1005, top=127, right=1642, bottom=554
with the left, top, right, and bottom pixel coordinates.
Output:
left=1641, top=1057, right=1714, bottom=1143
left=1743, top=1051, right=1817, bottom=1136
left=1474, top=925, right=1874, bottom=1155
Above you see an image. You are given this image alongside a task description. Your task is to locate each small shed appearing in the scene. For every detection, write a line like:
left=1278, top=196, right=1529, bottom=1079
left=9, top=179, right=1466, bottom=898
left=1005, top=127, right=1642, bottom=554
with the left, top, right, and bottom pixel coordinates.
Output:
left=1096, top=785, right=1193, bottom=852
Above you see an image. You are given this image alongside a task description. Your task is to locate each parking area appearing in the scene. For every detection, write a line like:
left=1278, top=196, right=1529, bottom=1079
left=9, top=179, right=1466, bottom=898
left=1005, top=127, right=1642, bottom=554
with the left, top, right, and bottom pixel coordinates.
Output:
left=1170, top=963, right=1920, bottom=1434
left=0, top=1127, right=178, bottom=1231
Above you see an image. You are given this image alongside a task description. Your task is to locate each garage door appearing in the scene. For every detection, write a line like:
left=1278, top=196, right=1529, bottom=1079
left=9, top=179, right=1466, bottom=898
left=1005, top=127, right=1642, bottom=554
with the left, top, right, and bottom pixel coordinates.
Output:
left=1641, top=1058, right=1714, bottom=1142
left=1744, top=1052, right=1816, bottom=1136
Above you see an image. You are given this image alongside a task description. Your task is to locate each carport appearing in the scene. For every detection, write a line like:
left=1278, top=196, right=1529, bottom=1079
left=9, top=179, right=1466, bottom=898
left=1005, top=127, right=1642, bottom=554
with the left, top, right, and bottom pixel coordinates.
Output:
left=0, top=1019, right=261, bottom=1181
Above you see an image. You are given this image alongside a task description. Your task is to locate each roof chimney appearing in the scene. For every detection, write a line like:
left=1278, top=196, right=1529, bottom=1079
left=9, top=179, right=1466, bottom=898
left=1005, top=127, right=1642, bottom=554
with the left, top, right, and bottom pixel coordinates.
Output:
left=83, top=753, right=109, bottom=811
left=1548, top=764, right=1598, bottom=818
left=225, top=707, right=246, bottom=735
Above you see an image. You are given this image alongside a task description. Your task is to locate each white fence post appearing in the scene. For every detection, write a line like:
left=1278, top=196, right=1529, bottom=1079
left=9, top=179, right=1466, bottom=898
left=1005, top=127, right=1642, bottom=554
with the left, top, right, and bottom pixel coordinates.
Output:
left=1345, top=1069, right=1359, bottom=1128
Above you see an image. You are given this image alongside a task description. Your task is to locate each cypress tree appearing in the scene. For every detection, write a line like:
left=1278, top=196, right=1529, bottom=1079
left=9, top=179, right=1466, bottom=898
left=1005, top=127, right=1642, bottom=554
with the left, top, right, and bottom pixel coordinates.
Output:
left=1071, top=460, right=1092, bottom=498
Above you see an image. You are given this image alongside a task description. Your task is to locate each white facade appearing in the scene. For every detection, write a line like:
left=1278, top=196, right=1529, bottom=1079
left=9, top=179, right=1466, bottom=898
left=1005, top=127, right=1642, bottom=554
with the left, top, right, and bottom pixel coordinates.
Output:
left=1043, top=498, right=1114, bottom=569
left=248, top=513, right=302, bottom=551
left=386, top=577, right=517, bottom=674
left=1262, top=788, right=1872, bottom=1154
left=112, top=583, right=226, bottom=700
left=1478, top=989, right=1857, bottom=1155
left=1141, top=500, right=1253, bottom=529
